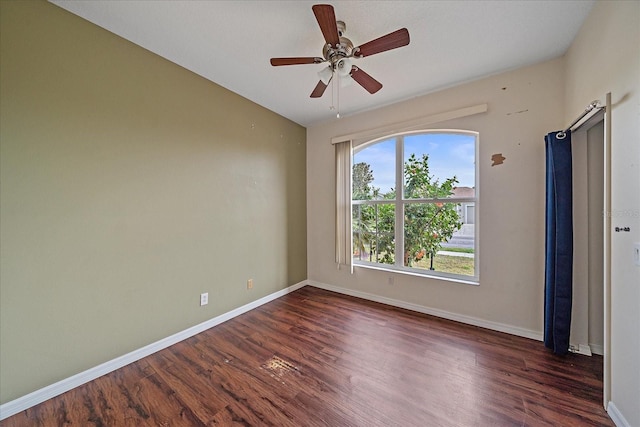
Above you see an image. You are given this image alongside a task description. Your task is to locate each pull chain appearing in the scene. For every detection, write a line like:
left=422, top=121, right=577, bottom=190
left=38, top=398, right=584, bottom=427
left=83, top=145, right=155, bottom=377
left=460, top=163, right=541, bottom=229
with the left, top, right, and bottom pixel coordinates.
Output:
left=336, top=72, right=340, bottom=118
left=329, top=72, right=335, bottom=114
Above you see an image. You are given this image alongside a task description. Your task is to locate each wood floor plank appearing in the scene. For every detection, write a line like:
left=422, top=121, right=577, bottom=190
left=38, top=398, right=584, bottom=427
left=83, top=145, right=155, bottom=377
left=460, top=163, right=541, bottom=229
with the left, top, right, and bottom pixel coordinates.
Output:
left=1, top=286, right=614, bottom=427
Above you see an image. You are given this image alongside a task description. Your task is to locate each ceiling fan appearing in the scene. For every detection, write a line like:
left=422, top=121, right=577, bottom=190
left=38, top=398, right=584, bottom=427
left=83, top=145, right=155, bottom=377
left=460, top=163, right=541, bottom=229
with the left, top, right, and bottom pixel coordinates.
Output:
left=270, top=4, right=410, bottom=98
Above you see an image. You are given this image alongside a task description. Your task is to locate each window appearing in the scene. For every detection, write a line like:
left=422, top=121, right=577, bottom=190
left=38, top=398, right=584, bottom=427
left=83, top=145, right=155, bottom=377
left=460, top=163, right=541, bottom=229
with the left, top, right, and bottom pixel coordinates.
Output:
left=352, top=131, right=478, bottom=281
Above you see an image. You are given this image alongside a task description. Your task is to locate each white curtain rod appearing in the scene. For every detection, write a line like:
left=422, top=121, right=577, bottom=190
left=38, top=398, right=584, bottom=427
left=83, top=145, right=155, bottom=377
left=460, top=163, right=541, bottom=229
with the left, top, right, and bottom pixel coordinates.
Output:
left=557, top=100, right=604, bottom=138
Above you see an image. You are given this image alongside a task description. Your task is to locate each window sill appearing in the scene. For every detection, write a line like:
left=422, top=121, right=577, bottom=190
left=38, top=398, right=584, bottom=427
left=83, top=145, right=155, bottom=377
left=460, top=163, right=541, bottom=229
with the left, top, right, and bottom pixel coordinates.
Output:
left=353, top=262, right=479, bottom=286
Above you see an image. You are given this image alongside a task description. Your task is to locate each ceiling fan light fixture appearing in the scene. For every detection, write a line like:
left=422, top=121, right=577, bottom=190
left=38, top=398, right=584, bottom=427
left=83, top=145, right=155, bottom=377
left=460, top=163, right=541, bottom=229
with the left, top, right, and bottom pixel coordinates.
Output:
left=336, top=58, right=352, bottom=77
left=318, top=66, right=334, bottom=85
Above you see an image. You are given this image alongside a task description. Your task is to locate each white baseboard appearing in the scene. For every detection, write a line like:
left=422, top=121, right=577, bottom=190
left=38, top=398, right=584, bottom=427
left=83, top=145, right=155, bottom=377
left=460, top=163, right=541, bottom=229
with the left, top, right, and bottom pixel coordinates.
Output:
left=607, top=401, right=631, bottom=427
left=3, top=280, right=615, bottom=423
left=307, top=280, right=542, bottom=341
left=0, top=280, right=308, bottom=421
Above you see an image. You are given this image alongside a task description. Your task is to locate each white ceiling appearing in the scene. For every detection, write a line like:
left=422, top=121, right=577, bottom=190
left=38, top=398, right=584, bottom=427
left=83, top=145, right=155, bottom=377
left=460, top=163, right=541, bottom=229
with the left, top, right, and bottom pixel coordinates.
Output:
left=50, top=0, right=595, bottom=127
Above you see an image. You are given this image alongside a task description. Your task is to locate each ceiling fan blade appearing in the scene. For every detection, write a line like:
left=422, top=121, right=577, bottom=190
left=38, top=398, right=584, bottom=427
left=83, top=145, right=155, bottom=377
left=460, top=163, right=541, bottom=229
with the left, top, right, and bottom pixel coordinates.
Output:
left=312, top=4, right=340, bottom=47
left=350, top=66, right=382, bottom=94
left=310, top=78, right=331, bottom=98
left=270, top=57, right=324, bottom=66
left=354, top=28, right=410, bottom=58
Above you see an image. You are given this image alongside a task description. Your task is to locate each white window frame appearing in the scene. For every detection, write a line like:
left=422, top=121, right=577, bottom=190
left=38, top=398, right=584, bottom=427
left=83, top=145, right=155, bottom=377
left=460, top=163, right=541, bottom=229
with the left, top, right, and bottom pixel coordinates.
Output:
left=352, top=130, right=479, bottom=284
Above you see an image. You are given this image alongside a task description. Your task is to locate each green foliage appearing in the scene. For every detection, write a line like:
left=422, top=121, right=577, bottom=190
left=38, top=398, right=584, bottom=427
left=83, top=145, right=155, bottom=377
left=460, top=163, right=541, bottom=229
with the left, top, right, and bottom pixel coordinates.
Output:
left=376, top=203, right=395, bottom=264
left=352, top=162, right=378, bottom=200
left=401, top=154, right=462, bottom=266
left=352, top=162, right=378, bottom=260
left=352, top=154, right=462, bottom=269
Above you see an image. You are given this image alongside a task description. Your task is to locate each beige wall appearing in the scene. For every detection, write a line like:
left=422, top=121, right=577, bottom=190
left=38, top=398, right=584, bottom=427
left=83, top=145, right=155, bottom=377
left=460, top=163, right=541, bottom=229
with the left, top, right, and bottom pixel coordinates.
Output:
left=0, top=1, right=306, bottom=404
left=308, top=58, right=565, bottom=336
left=565, top=1, right=640, bottom=425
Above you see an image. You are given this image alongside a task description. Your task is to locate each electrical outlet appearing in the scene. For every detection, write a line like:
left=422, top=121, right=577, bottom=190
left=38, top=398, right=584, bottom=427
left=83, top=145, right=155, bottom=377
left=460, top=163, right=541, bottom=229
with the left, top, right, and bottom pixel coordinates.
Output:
left=247, top=279, right=253, bottom=289
left=200, top=292, right=208, bottom=306
left=634, top=242, right=640, bottom=266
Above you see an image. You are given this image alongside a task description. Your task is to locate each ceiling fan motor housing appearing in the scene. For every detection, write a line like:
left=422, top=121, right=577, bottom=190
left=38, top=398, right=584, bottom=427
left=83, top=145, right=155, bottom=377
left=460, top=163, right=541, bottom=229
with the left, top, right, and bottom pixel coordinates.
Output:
left=322, top=20, right=355, bottom=70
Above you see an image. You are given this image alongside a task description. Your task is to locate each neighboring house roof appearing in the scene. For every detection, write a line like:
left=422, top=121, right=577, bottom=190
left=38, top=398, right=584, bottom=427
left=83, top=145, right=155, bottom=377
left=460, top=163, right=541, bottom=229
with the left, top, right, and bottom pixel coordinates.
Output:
left=452, top=187, right=475, bottom=198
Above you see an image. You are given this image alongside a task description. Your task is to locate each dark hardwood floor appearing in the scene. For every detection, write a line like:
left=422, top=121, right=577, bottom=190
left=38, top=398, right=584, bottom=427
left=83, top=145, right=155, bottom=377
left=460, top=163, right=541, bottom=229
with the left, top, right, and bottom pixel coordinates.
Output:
left=2, top=286, right=613, bottom=426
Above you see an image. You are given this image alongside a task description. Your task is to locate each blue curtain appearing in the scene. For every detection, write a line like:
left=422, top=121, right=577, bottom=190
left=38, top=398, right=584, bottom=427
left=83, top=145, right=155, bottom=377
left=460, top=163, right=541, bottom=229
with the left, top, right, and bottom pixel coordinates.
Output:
left=544, top=130, right=573, bottom=355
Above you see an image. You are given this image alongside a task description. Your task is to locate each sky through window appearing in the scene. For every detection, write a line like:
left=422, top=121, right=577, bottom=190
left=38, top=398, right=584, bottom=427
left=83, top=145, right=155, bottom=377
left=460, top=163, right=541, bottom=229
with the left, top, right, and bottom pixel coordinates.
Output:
left=354, top=133, right=476, bottom=195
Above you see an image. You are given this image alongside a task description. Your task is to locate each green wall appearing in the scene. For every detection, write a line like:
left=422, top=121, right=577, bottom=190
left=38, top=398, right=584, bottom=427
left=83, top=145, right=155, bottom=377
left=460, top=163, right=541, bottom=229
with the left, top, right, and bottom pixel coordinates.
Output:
left=0, top=0, right=306, bottom=403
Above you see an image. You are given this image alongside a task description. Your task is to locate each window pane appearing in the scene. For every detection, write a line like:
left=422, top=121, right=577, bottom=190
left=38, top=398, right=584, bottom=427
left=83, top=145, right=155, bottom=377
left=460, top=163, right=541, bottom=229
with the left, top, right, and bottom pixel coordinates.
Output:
left=353, top=138, right=396, bottom=200
left=403, top=133, right=475, bottom=199
left=351, top=131, right=478, bottom=280
left=403, top=202, right=474, bottom=276
left=353, top=203, right=395, bottom=265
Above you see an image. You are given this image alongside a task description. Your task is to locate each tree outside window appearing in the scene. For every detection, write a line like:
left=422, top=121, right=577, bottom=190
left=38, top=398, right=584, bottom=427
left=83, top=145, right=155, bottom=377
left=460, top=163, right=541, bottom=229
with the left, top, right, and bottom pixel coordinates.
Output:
left=352, top=131, right=477, bottom=279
